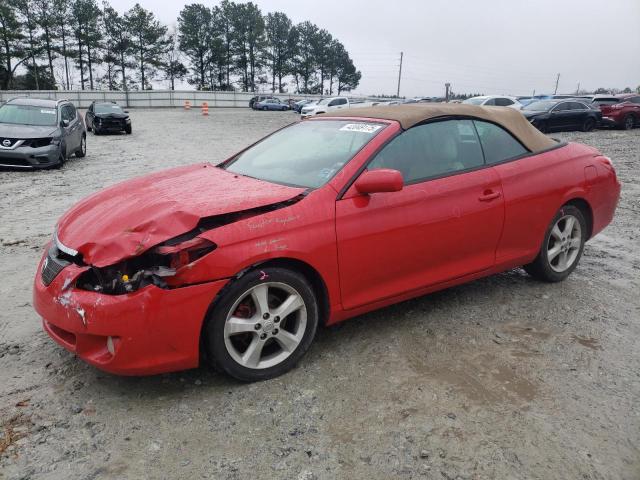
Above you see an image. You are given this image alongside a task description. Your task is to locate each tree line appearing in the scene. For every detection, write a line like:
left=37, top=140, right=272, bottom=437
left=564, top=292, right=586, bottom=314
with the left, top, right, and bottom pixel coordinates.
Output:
left=0, top=0, right=361, bottom=94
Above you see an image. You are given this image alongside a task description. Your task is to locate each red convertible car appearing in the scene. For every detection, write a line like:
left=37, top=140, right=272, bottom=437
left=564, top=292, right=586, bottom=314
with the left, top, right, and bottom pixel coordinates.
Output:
left=33, top=105, right=620, bottom=381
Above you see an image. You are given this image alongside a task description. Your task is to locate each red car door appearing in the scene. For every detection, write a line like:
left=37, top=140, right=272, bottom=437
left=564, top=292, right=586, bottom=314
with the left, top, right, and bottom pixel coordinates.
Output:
left=335, top=119, right=505, bottom=310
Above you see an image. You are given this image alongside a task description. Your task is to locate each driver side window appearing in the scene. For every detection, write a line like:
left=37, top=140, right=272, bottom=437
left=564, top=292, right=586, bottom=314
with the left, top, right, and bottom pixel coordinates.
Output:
left=368, top=119, right=485, bottom=184
left=61, top=105, right=75, bottom=122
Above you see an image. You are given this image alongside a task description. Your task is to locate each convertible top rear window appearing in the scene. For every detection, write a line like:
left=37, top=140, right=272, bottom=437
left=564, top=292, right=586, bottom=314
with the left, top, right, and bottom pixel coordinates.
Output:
left=224, top=120, right=385, bottom=188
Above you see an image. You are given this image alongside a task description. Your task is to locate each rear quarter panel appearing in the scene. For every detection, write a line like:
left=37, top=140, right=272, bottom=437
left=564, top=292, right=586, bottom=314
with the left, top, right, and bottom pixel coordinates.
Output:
left=492, top=142, right=617, bottom=266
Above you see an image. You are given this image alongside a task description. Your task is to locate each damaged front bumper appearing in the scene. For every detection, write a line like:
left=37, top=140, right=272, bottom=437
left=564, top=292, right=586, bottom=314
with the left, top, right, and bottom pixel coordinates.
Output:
left=0, top=143, right=61, bottom=169
left=33, top=248, right=228, bottom=375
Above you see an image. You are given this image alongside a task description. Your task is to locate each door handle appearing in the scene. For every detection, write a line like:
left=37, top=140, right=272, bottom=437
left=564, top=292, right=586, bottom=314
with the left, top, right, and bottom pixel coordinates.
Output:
left=478, top=190, right=501, bottom=201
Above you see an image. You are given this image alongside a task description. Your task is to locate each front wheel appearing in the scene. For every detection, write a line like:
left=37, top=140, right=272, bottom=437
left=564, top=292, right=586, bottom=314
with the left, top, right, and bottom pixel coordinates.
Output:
left=125, top=124, right=132, bottom=134
left=204, top=268, right=319, bottom=382
left=262, top=106, right=268, bottom=111
left=75, top=135, right=86, bottom=157
left=535, top=121, right=548, bottom=133
left=524, top=205, right=587, bottom=282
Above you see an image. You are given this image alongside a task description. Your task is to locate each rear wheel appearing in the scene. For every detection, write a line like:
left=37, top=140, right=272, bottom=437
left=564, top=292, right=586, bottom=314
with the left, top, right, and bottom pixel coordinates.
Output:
left=582, top=117, right=595, bottom=132
left=623, top=114, right=635, bottom=130
left=204, top=268, right=318, bottom=382
left=524, top=205, right=586, bottom=282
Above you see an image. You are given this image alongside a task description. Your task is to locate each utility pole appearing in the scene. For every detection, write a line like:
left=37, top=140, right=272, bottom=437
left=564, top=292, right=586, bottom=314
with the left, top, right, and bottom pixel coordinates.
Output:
left=445, top=82, right=451, bottom=102
left=576, top=82, right=580, bottom=94
left=396, top=52, right=403, bottom=98
left=554, top=73, right=560, bottom=94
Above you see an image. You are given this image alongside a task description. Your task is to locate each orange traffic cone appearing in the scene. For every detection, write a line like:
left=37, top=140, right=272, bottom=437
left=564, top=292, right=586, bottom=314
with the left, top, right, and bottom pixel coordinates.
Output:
left=184, top=100, right=191, bottom=110
left=201, top=102, right=209, bottom=116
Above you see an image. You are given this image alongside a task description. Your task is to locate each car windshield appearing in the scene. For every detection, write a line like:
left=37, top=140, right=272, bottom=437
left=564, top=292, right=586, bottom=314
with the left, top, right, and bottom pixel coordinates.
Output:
left=462, top=97, right=486, bottom=105
left=224, top=120, right=385, bottom=188
left=523, top=100, right=556, bottom=111
left=95, top=104, right=124, bottom=114
left=0, top=104, right=58, bottom=126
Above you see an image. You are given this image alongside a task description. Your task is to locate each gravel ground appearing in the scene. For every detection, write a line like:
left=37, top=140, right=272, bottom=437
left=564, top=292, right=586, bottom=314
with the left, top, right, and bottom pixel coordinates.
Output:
left=1, top=109, right=638, bottom=480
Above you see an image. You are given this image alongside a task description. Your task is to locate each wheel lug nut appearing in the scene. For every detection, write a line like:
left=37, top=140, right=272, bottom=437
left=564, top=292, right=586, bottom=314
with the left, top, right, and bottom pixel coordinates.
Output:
left=263, top=313, right=270, bottom=320
left=260, top=333, right=267, bottom=340
left=274, top=316, right=280, bottom=323
left=272, top=328, right=279, bottom=335
left=254, top=323, right=261, bottom=330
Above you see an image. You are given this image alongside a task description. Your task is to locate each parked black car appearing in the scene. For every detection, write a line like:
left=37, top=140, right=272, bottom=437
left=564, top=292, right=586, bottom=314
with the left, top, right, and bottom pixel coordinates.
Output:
left=85, top=101, right=131, bottom=135
left=522, top=99, right=601, bottom=133
left=0, top=97, right=86, bottom=169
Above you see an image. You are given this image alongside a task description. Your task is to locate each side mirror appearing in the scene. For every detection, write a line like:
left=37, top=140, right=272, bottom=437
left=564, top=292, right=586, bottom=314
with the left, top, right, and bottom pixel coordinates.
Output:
left=60, top=119, right=70, bottom=127
left=355, top=169, right=404, bottom=194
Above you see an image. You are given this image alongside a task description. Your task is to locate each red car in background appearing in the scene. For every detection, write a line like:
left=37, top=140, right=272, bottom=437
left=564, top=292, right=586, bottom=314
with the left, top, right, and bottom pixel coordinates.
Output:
left=597, top=94, right=640, bottom=130
left=33, top=105, right=620, bottom=381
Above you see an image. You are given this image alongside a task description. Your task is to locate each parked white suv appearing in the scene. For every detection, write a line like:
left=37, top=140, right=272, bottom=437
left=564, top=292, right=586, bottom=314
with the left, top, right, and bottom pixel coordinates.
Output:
left=462, top=95, right=522, bottom=109
left=301, top=97, right=368, bottom=118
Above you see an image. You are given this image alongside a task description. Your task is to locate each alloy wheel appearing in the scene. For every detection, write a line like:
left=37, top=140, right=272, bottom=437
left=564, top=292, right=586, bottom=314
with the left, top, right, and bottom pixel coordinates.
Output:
left=223, top=282, right=307, bottom=369
left=547, top=214, right=582, bottom=272
left=624, top=115, right=634, bottom=130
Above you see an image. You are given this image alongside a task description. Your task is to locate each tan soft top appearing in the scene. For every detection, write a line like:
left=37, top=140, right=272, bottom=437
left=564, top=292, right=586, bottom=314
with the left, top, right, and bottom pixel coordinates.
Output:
left=322, top=104, right=557, bottom=152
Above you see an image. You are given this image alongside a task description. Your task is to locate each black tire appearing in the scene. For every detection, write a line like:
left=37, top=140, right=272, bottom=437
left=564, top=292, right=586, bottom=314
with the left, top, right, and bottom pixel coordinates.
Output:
left=623, top=114, right=635, bottom=130
left=86, top=121, right=92, bottom=132
left=523, top=205, right=587, bottom=282
left=582, top=117, right=595, bottom=132
left=52, top=149, right=65, bottom=169
left=75, top=135, right=86, bottom=158
left=125, top=124, right=132, bottom=134
left=93, top=127, right=100, bottom=135
left=262, top=106, right=268, bottom=111
left=534, top=121, right=547, bottom=133
left=204, top=267, right=319, bottom=382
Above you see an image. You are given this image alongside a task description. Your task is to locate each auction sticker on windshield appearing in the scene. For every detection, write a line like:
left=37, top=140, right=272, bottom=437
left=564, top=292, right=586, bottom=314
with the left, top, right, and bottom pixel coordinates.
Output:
left=41, top=109, right=56, bottom=114
left=339, top=123, right=382, bottom=134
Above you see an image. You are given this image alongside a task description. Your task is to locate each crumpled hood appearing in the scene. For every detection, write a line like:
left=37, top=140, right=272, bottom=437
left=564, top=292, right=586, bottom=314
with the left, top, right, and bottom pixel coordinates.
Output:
left=0, top=123, right=58, bottom=139
left=56, top=164, right=305, bottom=267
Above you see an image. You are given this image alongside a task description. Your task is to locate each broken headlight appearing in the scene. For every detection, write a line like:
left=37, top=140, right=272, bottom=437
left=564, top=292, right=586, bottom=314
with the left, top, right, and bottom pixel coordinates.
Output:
left=76, top=237, right=216, bottom=295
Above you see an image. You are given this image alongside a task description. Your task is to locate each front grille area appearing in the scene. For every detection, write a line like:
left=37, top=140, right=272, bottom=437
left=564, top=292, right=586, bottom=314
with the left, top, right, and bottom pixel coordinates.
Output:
left=0, top=137, right=20, bottom=148
left=97, top=118, right=125, bottom=128
left=41, top=247, right=71, bottom=286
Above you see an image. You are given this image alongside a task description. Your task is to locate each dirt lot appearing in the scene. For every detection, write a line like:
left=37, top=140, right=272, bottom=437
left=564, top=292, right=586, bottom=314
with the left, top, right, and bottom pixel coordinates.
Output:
left=1, top=109, right=638, bottom=480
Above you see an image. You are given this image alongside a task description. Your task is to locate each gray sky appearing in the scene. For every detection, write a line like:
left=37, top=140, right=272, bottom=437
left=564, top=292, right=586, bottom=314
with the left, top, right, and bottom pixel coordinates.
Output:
left=110, top=0, right=640, bottom=97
